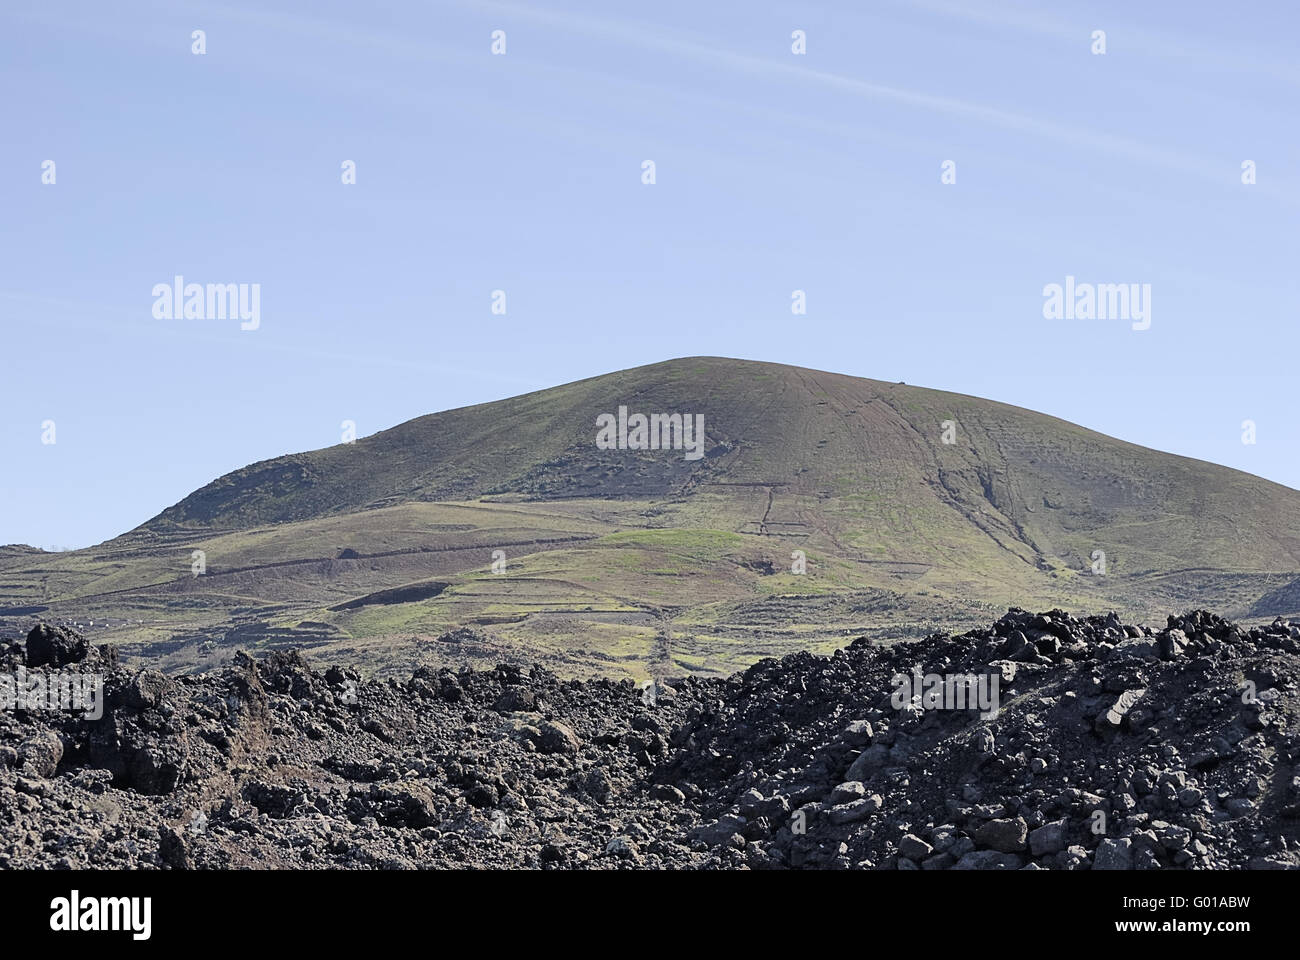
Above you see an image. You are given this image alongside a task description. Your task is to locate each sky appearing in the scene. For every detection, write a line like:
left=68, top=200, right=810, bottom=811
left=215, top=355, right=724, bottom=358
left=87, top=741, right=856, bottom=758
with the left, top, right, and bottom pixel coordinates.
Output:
left=2, top=0, right=1297, bottom=550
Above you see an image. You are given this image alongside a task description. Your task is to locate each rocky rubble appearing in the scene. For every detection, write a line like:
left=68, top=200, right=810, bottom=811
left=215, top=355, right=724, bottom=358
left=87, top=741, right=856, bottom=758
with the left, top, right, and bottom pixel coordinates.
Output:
left=1, top=610, right=1298, bottom=869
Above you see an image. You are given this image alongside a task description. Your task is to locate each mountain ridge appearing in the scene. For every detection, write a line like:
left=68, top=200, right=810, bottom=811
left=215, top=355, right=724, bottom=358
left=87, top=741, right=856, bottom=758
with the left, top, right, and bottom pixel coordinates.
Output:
left=138, top=357, right=1300, bottom=557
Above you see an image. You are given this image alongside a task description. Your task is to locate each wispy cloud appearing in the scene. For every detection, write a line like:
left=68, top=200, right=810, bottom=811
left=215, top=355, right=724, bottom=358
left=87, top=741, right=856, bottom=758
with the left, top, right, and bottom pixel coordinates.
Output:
left=892, top=0, right=1300, bottom=88
left=460, top=0, right=1280, bottom=196
left=20, top=0, right=1272, bottom=196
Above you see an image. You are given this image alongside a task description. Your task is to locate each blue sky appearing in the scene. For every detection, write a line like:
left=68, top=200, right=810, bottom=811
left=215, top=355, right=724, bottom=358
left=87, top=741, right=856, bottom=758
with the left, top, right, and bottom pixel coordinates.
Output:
left=2, top=0, right=1297, bottom=549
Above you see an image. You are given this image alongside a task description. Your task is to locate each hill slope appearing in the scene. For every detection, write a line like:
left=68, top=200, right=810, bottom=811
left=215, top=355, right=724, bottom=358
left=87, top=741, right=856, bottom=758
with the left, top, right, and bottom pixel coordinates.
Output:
left=3, top=357, right=1299, bottom=676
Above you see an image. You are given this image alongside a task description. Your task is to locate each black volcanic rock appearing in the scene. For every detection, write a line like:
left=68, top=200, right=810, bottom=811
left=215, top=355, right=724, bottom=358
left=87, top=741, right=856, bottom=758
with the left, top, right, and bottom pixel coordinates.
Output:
left=24, top=623, right=89, bottom=667
left=1, top=610, right=1298, bottom=869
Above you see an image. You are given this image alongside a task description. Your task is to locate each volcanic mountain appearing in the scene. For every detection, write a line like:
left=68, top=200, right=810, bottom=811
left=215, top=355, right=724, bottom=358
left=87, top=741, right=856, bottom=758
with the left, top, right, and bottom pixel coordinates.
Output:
left=3, top=357, right=1299, bottom=677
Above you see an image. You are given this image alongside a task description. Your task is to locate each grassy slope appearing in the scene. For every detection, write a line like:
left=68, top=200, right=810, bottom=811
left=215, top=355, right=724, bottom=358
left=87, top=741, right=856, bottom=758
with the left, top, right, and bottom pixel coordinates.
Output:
left=3, top=357, right=1299, bottom=678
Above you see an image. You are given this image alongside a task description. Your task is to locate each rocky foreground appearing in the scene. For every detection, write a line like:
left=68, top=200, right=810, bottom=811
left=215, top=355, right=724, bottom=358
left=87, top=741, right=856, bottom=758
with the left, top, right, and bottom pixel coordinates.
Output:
left=2, top=610, right=1299, bottom=870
